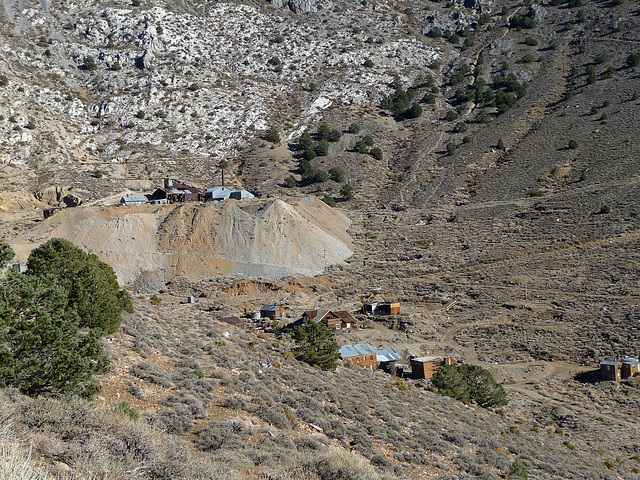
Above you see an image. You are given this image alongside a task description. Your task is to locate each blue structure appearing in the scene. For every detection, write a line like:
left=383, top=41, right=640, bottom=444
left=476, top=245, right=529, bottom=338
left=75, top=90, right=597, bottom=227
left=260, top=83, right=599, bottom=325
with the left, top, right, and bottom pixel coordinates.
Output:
left=229, top=189, right=255, bottom=200
left=205, top=186, right=233, bottom=201
left=120, top=192, right=147, bottom=206
left=205, top=186, right=254, bottom=201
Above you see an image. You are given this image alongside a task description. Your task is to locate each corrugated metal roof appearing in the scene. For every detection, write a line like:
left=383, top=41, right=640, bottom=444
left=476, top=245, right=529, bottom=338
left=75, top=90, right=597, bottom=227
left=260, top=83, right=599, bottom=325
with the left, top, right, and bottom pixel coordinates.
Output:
left=622, top=358, right=639, bottom=364
left=230, top=189, right=255, bottom=199
left=600, top=359, right=620, bottom=366
left=261, top=305, right=280, bottom=311
left=411, top=356, right=441, bottom=363
left=207, top=186, right=231, bottom=194
left=121, top=192, right=146, bottom=203
left=377, top=348, right=401, bottom=363
left=311, top=310, right=330, bottom=322
left=339, top=343, right=377, bottom=358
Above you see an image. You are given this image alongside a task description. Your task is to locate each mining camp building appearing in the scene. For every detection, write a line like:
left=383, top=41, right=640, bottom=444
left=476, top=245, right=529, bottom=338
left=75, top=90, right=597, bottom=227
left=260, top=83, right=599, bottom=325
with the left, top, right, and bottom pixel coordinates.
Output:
left=302, top=310, right=357, bottom=331
left=364, top=302, right=401, bottom=315
left=260, top=305, right=286, bottom=319
left=600, top=358, right=640, bottom=381
left=339, top=343, right=401, bottom=371
left=410, top=356, right=455, bottom=380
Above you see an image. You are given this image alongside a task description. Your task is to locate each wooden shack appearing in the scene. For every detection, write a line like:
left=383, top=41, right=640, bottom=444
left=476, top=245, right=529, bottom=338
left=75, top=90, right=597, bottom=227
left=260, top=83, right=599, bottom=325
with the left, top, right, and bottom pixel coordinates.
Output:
left=621, top=358, right=640, bottom=379
left=600, top=359, right=622, bottom=381
left=302, top=309, right=356, bottom=331
left=411, top=356, right=454, bottom=380
left=364, top=302, right=400, bottom=315
left=260, top=305, right=286, bottom=319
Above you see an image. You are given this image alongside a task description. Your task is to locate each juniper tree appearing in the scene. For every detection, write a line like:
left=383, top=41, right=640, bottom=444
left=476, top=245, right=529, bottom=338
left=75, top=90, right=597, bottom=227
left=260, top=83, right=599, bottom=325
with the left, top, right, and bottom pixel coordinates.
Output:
left=0, top=272, right=110, bottom=397
left=26, top=238, right=132, bottom=335
left=292, top=319, right=340, bottom=371
left=432, top=364, right=507, bottom=408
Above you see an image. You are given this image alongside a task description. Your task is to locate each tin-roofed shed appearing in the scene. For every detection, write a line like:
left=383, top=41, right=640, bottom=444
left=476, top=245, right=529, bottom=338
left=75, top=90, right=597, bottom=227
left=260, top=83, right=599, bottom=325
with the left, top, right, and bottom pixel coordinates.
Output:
left=621, top=358, right=639, bottom=379
left=339, top=343, right=378, bottom=370
left=229, top=189, right=255, bottom=200
left=120, top=192, right=147, bottom=206
left=411, top=356, right=455, bottom=379
left=260, top=304, right=286, bottom=319
left=206, top=186, right=232, bottom=201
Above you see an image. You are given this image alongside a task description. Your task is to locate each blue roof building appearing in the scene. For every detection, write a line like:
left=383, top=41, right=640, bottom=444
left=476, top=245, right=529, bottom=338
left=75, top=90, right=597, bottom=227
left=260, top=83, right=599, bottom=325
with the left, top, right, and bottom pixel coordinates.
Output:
left=120, top=192, right=147, bottom=206
left=339, top=343, right=401, bottom=370
left=205, top=186, right=254, bottom=201
left=205, top=186, right=232, bottom=201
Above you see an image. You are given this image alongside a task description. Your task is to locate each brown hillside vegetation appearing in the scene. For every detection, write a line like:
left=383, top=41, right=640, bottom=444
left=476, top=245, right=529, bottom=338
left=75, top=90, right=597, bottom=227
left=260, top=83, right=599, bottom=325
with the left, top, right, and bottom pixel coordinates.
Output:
left=2, top=0, right=640, bottom=477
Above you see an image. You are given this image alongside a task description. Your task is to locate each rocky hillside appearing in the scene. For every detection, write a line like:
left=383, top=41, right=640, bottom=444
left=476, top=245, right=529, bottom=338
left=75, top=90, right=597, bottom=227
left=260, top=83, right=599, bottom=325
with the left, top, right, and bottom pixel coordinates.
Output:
left=1, top=0, right=640, bottom=478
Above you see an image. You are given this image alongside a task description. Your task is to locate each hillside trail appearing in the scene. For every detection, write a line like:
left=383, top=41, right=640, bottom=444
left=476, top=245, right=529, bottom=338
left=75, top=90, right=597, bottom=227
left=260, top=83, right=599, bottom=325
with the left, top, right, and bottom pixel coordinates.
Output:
left=397, top=129, right=445, bottom=205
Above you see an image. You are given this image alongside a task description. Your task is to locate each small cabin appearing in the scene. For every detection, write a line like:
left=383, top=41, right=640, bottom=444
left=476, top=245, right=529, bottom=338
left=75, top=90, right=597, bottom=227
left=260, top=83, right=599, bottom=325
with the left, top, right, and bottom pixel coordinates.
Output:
left=302, top=309, right=356, bottom=331
left=410, top=356, right=455, bottom=380
left=260, top=305, right=286, bottom=319
left=364, top=302, right=400, bottom=315
left=120, top=192, right=147, bottom=206
left=602, top=358, right=640, bottom=381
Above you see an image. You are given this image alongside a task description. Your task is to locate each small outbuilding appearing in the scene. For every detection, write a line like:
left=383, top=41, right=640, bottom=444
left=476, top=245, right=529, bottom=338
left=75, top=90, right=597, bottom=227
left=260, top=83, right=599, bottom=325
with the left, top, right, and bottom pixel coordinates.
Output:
left=410, top=356, right=455, bottom=380
left=364, top=302, right=400, bottom=315
left=621, top=358, right=640, bottom=378
left=601, top=358, right=640, bottom=381
left=260, top=304, right=286, bottom=319
left=120, top=192, right=147, bottom=206
left=302, top=309, right=357, bottom=331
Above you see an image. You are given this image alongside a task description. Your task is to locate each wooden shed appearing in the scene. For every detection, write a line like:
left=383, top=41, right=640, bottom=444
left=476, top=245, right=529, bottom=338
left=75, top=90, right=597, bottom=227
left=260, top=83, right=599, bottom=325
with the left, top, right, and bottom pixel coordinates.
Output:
left=600, top=359, right=622, bottom=381
left=364, top=302, right=400, bottom=315
left=621, top=358, right=640, bottom=379
left=260, top=305, right=286, bottom=319
left=411, top=356, right=454, bottom=380
left=302, top=309, right=356, bottom=331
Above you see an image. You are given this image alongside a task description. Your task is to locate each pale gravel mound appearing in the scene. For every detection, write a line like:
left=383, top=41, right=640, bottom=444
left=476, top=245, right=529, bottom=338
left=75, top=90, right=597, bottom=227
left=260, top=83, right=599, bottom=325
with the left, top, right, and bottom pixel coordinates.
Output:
left=11, top=196, right=352, bottom=285
left=217, top=197, right=353, bottom=278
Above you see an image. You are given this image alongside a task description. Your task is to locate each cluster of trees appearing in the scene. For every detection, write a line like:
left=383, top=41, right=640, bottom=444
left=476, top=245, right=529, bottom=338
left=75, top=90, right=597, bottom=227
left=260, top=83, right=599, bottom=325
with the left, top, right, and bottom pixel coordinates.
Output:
left=354, top=135, right=383, bottom=160
left=284, top=123, right=356, bottom=201
left=453, top=71, right=527, bottom=116
left=426, top=25, right=475, bottom=48
left=294, top=124, right=347, bottom=185
left=510, top=13, right=536, bottom=30
left=0, top=238, right=133, bottom=398
left=265, top=126, right=280, bottom=143
left=431, top=364, right=508, bottom=408
left=380, top=80, right=423, bottom=119
left=297, top=123, right=341, bottom=161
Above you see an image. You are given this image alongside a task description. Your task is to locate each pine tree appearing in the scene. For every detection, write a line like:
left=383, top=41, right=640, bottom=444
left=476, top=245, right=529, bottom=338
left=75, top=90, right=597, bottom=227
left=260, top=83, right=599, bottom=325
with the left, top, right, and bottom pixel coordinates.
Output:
left=432, top=364, right=507, bottom=408
left=26, top=238, right=132, bottom=335
left=292, top=319, right=340, bottom=371
left=0, top=272, right=110, bottom=397
left=0, top=240, right=14, bottom=269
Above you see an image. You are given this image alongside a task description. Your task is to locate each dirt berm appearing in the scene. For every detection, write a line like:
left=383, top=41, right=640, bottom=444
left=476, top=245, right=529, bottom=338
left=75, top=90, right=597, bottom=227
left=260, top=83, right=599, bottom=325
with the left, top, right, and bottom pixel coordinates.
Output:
left=11, top=196, right=353, bottom=286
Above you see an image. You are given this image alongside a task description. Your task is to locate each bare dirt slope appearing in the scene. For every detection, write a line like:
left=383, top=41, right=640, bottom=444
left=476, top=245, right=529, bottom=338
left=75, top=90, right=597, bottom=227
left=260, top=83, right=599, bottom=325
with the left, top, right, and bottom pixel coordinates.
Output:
left=10, top=196, right=352, bottom=285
